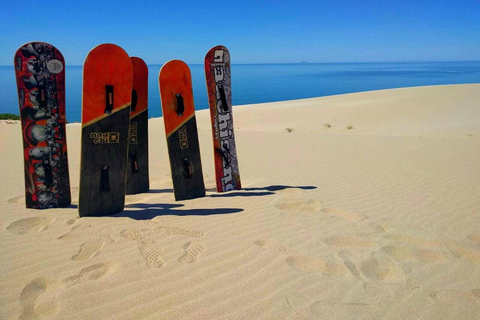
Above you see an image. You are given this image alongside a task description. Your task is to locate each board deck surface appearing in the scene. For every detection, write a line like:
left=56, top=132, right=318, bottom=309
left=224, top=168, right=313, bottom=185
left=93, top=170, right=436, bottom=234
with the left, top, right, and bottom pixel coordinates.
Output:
left=205, top=45, right=241, bottom=192
left=79, top=43, right=132, bottom=217
left=14, top=41, right=71, bottom=209
left=159, top=60, right=205, bottom=201
left=126, top=57, right=149, bottom=195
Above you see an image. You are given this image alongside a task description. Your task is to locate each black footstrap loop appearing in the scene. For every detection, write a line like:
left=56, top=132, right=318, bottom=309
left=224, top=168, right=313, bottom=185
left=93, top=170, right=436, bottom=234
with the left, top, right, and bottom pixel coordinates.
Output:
left=43, top=159, right=53, bottom=188
left=131, top=152, right=138, bottom=173
left=105, top=85, right=114, bottom=114
left=100, top=165, right=110, bottom=192
left=39, top=85, right=47, bottom=110
left=218, top=84, right=229, bottom=112
left=175, top=93, right=185, bottom=116
left=131, top=89, right=137, bottom=112
left=182, top=157, right=192, bottom=179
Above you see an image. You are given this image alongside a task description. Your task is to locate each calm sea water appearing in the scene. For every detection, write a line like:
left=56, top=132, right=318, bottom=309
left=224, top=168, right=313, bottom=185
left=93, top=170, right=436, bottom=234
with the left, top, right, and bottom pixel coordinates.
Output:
left=2, top=62, right=480, bottom=122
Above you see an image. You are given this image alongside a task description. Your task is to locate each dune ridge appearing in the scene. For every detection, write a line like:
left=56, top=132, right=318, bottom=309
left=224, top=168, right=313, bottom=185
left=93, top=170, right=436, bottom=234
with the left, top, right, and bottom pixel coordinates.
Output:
left=1, top=84, right=479, bottom=319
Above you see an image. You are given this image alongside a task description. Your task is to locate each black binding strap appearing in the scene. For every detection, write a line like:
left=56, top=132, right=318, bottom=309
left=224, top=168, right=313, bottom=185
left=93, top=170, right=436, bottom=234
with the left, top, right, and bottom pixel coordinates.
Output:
left=105, top=85, right=114, bottom=114
left=131, top=152, right=138, bottom=173
left=218, top=84, right=229, bottom=112
left=38, top=85, right=47, bottom=110
left=131, top=89, right=137, bottom=112
left=15, top=56, right=22, bottom=71
left=43, top=159, right=53, bottom=188
left=182, top=157, right=192, bottom=179
left=100, top=165, right=110, bottom=192
left=175, top=93, right=185, bottom=116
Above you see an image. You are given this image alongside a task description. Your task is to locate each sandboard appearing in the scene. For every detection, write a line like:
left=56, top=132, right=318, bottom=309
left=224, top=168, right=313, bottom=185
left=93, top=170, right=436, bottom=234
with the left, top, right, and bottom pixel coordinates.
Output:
left=14, top=41, right=71, bottom=208
left=204, top=45, right=241, bottom=192
left=79, top=44, right=133, bottom=217
left=159, top=60, right=205, bottom=201
left=126, top=57, right=149, bottom=194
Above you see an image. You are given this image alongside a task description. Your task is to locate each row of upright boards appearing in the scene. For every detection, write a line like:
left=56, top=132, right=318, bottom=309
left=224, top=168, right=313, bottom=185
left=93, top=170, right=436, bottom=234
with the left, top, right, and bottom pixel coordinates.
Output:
left=14, top=42, right=241, bottom=217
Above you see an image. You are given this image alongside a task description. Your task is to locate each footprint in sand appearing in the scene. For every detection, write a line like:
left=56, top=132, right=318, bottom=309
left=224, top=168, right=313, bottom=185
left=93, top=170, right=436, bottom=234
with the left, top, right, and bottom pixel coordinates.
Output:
left=72, top=239, right=105, bottom=261
left=274, top=198, right=321, bottom=213
left=71, top=232, right=116, bottom=262
left=20, top=262, right=117, bottom=320
left=19, top=277, right=62, bottom=320
left=121, top=226, right=204, bottom=244
left=447, top=243, right=480, bottom=265
left=58, top=223, right=86, bottom=241
left=65, top=219, right=77, bottom=225
left=360, top=254, right=406, bottom=284
left=286, top=254, right=347, bottom=277
left=255, top=239, right=346, bottom=276
left=383, top=234, right=443, bottom=248
left=178, top=242, right=205, bottom=264
left=320, top=208, right=367, bottom=222
left=285, top=291, right=313, bottom=318
left=7, top=195, right=23, bottom=203
left=138, top=244, right=165, bottom=268
left=325, top=236, right=376, bottom=248
left=310, top=300, right=381, bottom=320
left=381, top=245, right=449, bottom=264
left=430, top=289, right=480, bottom=305
left=162, top=226, right=204, bottom=237
left=255, top=239, right=295, bottom=254
left=468, top=234, right=480, bottom=243
left=63, top=262, right=118, bottom=287
left=6, top=217, right=55, bottom=235
left=121, top=229, right=156, bottom=244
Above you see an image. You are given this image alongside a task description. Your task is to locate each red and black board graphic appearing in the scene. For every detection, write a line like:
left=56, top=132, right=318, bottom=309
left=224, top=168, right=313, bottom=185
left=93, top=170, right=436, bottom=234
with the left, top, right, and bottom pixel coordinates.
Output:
left=126, top=57, right=149, bottom=194
left=159, top=60, right=205, bottom=201
left=79, top=44, right=133, bottom=217
left=14, top=42, right=71, bottom=209
left=205, top=46, right=241, bottom=192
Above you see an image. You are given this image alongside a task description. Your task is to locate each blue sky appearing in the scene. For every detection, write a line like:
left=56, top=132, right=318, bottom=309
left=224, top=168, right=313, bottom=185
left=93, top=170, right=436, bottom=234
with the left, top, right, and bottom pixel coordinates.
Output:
left=1, top=0, right=479, bottom=65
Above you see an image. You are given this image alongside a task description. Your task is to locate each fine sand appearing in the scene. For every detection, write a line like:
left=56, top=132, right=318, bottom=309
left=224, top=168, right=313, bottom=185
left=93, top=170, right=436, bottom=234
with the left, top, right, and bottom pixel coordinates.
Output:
left=1, top=84, right=479, bottom=319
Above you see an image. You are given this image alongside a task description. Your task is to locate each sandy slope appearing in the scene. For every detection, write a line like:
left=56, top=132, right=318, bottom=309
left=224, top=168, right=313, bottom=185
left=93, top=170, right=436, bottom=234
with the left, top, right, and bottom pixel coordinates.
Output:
left=1, top=84, right=479, bottom=320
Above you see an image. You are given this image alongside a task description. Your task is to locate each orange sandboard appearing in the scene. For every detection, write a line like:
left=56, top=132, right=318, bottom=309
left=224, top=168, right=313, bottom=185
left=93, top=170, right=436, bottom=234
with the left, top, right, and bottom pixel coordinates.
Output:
left=159, top=60, right=205, bottom=201
left=79, top=43, right=133, bottom=217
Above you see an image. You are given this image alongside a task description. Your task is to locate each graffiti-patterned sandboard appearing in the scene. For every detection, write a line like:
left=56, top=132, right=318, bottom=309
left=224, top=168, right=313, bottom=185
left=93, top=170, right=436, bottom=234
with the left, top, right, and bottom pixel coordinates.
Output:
left=79, top=44, right=132, bottom=217
left=159, top=60, right=205, bottom=201
left=205, top=45, right=241, bottom=192
left=126, top=57, right=149, bottom=194
left=14, top=41, right=71, bottom=209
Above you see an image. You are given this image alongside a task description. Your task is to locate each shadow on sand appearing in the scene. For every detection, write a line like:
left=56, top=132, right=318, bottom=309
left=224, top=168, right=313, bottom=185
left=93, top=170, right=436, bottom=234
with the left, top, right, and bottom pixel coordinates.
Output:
left=209, top=185, right=317, bottom=198
left=109, top=185, right=316, bottom=220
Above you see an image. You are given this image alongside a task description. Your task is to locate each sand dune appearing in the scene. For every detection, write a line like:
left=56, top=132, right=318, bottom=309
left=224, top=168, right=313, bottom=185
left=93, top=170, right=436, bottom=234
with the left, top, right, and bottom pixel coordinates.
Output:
left=1, top=84, right=480, bottom=319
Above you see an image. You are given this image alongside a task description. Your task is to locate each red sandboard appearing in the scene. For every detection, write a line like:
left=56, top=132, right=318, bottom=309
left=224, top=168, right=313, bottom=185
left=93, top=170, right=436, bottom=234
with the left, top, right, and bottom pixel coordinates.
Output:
left=14, top=41, right=71, bottom=208
left=205, top=46, right=241, bottom=192
left=126, top=57, right=149, bottom=194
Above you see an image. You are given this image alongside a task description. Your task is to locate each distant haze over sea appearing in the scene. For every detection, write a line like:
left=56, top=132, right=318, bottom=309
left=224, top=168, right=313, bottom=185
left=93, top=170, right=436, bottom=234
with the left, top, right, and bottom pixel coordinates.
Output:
left=2, top=61, right=480, bottom=122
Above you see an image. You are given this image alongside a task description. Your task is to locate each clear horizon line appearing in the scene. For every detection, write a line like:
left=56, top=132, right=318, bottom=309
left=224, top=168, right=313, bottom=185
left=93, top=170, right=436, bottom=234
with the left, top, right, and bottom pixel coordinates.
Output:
left=1, top=60, right=480, bottom=67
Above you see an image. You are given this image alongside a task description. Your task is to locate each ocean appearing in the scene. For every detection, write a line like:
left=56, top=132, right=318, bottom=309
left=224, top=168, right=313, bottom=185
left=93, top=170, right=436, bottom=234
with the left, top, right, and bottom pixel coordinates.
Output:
left=2, top=61, right=480, bottom=122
